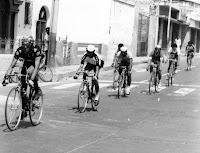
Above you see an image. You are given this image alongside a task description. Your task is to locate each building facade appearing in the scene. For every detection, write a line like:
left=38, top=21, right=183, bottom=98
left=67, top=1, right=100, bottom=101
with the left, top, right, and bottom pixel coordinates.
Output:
left=156, top=0, right=200, bottom=53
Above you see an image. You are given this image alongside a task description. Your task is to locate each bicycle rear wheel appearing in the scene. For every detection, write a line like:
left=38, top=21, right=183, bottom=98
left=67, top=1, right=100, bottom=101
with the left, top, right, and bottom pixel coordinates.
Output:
left=29, top=87, right=44, bottom=126
left=38, top=65, right=53, bottom=82
left=91, top=86, right=98, bottom=111
left=154, top=76, right=158, bottom=92
left=78, top=82, right=88, bottom=113
left=5, top=87, right=22, bottom=131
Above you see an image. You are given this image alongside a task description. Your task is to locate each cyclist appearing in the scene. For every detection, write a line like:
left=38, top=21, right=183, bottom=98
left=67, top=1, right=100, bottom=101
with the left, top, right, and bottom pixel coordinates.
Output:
left=111, top=43, right=124, bottom=67
left=74, top=45, right=101, bottom=104
left=185, top=41, right=195, bottom=68
left=2, top=36, right=42, bottom=118
left=116, top=46, right=132, bottom=95
left=167, top=43, right=179, bottom=78
left=146, top=45, right=165, bottom=88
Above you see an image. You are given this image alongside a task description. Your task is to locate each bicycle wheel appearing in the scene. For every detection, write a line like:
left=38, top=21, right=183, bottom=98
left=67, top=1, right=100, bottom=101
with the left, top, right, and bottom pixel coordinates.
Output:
left=91, top=86, right=98, bottom=111
left=118, top=75, right=124, bottom=98
left=149, top=72, right=154, bottom=94
left=188, top=57, right=192, bottom=70
left=78, top=82, right=88, bottom=113
left=29, top=87, right=44, bottom=126
left=113, top=70, right=119, bottom=89
left=5, top=87, right=22, bottom=131
left=154, top=75, right=158, bottom=92
left=38, top=65, right=53, bottom=82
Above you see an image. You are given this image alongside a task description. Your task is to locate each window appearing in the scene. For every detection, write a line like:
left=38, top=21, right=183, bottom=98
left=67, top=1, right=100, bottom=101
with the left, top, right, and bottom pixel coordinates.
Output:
left=24, top=2, right=31, bottom=25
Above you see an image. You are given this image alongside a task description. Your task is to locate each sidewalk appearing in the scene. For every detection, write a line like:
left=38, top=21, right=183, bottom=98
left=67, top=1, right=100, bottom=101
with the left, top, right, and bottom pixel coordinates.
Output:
left=0, top=54, right=149, bottom=82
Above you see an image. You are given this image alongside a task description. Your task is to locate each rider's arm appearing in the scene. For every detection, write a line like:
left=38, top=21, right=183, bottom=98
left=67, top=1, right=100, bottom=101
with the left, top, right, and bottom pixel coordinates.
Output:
left=31, top=56, right=42, bottom=80
left=6, top=57, right=18, bottom=76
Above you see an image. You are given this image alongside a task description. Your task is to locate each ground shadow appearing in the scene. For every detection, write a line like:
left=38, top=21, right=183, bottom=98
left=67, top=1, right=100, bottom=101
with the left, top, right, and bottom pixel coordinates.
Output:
left=3, top=120, right=36, bottom=132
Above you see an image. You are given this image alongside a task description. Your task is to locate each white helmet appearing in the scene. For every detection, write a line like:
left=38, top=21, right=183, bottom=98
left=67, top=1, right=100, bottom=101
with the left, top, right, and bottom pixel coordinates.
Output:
left=87, top=45, right=95, bottom=52
left=120, top=46, right=127, bottom=52
left=156, top=45, right=161, bottom=49
left=22, top=35, right=34, bottom=44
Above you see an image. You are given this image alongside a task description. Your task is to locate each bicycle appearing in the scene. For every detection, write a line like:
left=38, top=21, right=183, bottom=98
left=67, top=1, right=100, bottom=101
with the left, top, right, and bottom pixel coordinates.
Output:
left=148, top=63, right=159, bottom=94
left=74, top=71, right=99, bottom=113
left=117, top=66, right=128, bottom=98
left=3, top=69, right=44, bottom=131
left=186, top=52, right=194, bottom=71
left=167, top=59, right=176, bottom=86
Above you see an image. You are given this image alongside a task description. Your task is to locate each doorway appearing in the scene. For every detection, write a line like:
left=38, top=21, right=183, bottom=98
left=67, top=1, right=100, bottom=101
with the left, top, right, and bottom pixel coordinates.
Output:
left=36, top=7, right=47, bottom=49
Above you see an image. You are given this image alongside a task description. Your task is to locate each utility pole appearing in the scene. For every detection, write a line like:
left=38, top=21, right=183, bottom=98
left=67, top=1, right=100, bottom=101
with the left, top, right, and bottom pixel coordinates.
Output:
left=167, top=0, right=172, bottom=49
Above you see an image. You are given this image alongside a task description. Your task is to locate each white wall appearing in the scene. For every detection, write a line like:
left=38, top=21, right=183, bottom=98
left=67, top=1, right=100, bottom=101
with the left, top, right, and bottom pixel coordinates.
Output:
left=57, top=0, right=111, bottom=43
left=108, top=1, right=135, bottom=63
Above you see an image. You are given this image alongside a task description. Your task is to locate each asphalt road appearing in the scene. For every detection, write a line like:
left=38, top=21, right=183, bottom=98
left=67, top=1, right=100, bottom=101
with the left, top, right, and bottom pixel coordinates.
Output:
left=0, top=55, right=200, bottom=153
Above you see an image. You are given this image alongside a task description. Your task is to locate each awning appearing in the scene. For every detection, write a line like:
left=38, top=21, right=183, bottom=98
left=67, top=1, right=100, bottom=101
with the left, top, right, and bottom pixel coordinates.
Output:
left=158, top=15, right=189, bottom=26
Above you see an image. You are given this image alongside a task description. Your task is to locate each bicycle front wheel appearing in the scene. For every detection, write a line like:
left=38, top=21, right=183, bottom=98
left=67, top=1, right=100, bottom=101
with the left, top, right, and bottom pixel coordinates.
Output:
left=38, top=65, right=53, bottom=82
left=118, top=76, right=124, bottom=98
left=5, top=87, right=22, bottom=131
left=29, top=87, right=44, bottom=126
left=113, top=70, right=119, bottom=89
left=78, top=82, right=88, bottom=113
left=149, top=74, right=153, bottom=94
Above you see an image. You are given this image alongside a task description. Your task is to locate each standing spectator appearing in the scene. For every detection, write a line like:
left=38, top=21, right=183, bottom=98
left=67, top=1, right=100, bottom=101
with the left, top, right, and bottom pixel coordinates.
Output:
left=175, top=35, right=181, bottom=64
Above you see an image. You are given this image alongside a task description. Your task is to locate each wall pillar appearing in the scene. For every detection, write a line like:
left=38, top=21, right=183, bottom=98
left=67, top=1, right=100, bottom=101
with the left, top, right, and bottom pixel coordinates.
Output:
left=5, top=13, right=12, bottom=54
left=48, top=0, right=59, bottom=67
left=158, top=19, right=164, bottom=47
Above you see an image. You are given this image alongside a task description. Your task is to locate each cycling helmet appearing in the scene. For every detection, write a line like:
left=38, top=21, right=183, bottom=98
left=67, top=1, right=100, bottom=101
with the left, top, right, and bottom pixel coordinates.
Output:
left=120, top=46, right=127, bottom=52
left=118, top=43, right=124, bottom=49
left=156, top=45, right=161, bottom=49
left=86, top=45, right=95, bottom=52
left=22, top=35, right=34, bottom=44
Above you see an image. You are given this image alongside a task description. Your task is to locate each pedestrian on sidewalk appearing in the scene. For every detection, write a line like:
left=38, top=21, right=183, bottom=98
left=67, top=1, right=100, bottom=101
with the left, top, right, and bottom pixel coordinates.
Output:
left=175, top=35, right=181, bottom=65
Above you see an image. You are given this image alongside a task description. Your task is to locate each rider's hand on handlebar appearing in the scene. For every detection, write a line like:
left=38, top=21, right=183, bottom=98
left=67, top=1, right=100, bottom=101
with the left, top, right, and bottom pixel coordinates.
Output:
left=73, top=73, right=79, bottom=79
left=29, top=79, right=34, bottom=87
left=2, top=75, right=9, bottom=86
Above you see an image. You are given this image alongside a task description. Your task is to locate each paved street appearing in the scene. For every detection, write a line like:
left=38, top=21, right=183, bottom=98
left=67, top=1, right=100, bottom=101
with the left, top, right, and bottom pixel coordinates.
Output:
left=0, top=55, right=200, bottom=153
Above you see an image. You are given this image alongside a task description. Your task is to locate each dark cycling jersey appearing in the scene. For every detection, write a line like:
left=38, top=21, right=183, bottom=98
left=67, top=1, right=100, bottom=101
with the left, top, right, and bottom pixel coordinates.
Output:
left=169, top=52, right=178, bottom=60
left=14, top=45, right=42, bottom=67
left=81, top=52, right=99, bottom=66
left=149, top=50, right=164, bottom=64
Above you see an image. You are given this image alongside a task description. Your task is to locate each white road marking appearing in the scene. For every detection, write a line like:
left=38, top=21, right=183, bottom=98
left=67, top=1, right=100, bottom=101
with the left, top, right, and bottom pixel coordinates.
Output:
left=51, top=83, right=80, bottom=89
left=168, top=88, right=196, bottom=96
left=99, top=83, right=111, bottom=88
left=107, top=84, right=139, bottom=92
